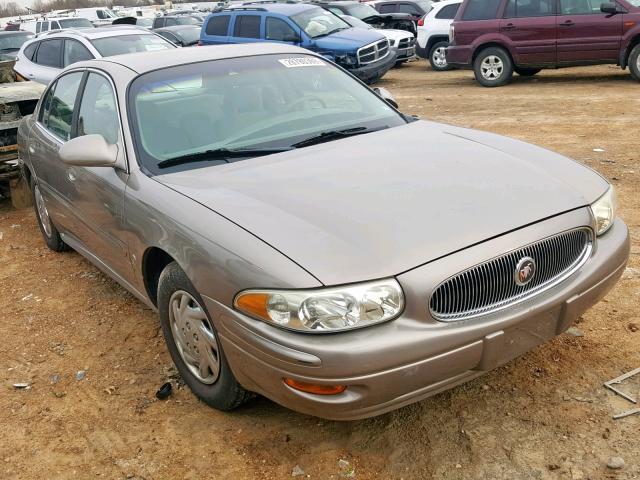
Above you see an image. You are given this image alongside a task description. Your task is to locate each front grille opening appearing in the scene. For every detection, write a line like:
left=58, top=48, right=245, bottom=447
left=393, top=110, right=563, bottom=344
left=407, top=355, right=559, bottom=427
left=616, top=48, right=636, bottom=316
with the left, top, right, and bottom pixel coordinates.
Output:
left=429, top=228, right=592, bottom=321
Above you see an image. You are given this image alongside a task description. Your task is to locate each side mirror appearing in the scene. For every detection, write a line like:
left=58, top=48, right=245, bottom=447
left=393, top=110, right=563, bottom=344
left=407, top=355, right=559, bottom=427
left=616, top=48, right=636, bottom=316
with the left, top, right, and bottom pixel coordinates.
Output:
left=58, top=134, right=118, bottom=167
left=600, top=2, right=619, bottom=13
left=373, top=86, right=399, bottom=109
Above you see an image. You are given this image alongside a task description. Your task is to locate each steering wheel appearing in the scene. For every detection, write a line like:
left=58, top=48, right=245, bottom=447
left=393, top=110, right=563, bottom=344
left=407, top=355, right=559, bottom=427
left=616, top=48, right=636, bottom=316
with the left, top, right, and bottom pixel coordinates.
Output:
left=285, top=95, right=327, bottom=112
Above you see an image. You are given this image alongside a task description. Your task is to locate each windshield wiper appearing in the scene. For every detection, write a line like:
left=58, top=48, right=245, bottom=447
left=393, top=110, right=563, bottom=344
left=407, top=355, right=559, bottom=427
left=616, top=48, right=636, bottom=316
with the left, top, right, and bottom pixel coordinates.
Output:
left=291, top=126, right=388, bottom=149
left=157, top=147, right=292, bottom=169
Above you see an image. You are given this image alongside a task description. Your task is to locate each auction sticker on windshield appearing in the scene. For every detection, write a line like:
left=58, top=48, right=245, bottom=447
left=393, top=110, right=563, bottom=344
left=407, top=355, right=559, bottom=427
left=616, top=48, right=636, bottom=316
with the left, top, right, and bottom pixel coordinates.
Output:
left=279, top=57, right=326, bottom=68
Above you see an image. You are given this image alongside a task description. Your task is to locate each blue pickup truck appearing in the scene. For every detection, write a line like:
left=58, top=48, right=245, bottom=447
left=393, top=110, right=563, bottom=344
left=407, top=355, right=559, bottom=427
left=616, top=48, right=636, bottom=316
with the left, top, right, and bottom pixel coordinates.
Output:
left=199, top=3, right=397, bottom=84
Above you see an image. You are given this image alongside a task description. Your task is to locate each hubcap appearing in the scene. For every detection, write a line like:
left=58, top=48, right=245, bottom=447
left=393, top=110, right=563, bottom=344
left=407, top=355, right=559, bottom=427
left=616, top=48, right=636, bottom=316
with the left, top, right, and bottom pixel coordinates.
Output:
left=34, top=185, right=52, bottom=238
left=480, top=55, right=504, bottom=80
left=168, top=290, right=220, bottom=384
left=433, top=47, right=447, bottom=67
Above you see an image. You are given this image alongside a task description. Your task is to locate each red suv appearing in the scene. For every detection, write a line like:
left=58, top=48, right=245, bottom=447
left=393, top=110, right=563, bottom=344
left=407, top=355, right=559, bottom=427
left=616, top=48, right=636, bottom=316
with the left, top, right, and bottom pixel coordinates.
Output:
left=446, top=0, right=640, bottom=86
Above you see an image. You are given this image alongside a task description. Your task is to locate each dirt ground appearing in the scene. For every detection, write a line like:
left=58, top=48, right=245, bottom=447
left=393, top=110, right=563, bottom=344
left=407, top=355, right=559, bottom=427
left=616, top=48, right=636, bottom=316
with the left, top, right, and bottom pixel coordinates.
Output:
left=1, top=62, right=639, bottom=480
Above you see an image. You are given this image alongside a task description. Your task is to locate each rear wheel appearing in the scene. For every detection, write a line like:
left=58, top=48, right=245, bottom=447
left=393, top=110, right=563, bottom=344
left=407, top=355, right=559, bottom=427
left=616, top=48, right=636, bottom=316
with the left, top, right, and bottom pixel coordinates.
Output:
left=429, top=41, right=453, bottom=71
left=158, top=261, right=252, bottom=411
left=629, top=44, right=640, bottom=81
left=473, top=47, right=513, bottom=87
left=31, top=180, right=68, bottom=252
left=515, top=67, right=541, bottom=77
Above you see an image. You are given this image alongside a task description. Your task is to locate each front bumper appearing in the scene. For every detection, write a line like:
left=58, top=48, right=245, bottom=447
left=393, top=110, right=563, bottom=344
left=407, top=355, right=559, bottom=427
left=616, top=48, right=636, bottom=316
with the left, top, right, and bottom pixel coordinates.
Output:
left=396, top=45, right=416, bottom=61
left=346, top=50, right=398, bottom=84
left=204, top=209, right=629, bottom=420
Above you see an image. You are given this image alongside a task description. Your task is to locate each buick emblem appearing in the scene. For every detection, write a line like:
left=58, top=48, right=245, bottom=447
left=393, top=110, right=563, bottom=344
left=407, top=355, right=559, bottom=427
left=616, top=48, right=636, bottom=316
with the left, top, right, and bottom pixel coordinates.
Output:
left=514, top=257, right=536, bottom=286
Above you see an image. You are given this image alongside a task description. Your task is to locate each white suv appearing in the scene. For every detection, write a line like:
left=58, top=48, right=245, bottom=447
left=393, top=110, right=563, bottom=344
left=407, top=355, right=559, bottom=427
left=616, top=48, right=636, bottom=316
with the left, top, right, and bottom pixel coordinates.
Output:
left=14, top=27, right=174, bottom=85
left=415, top=0, right=461, bottom=71
left=20, top=16, right=95, bottom=34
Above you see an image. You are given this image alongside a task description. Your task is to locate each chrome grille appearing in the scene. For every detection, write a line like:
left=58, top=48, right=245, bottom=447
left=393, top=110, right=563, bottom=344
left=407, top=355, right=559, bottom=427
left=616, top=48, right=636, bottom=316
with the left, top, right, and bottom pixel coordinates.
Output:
left=430, top=228, right=593, bottom=321
left=358, top=39, right=390, bottom=65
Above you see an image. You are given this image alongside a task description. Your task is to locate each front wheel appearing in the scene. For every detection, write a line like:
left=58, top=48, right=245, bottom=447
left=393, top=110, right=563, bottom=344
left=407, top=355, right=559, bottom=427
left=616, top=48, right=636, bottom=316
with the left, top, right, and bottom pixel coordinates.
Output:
left=473, top=47, right=513, bottom=87
left=429, top=41, right=453, bottom=71
left=515, top=67, right=541, bottom=77
left=31, top=180, right=69, bottom=252
left=158, top=261, right=252, bottom=411
left=629, top=44, right=640, bottom=81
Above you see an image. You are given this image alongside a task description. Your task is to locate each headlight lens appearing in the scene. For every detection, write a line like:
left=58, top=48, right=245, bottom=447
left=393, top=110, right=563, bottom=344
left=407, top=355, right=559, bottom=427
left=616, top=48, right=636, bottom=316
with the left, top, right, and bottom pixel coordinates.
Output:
left=234, top=279, right=404, bottom=333
left=590, top=186, right=617, bottom=236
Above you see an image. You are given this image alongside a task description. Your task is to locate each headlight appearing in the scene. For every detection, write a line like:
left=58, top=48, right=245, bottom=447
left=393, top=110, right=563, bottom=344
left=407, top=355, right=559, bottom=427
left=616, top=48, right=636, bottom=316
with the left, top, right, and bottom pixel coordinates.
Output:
left=590, top=186, right=617, bottom=236
left=234, top=279, right=404, bottom=333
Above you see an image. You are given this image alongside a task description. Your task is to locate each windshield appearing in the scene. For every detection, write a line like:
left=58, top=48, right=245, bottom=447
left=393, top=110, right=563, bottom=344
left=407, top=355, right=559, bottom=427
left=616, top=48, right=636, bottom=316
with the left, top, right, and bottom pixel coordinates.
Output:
left=137, top=18, right=153, bottom=26
left=341, top=15, right=372, bottom=29
left=128, top=54, right=405, bottom=174
left=291, top=8, right=350, bottom=38
left=0, top=33, right=33, bottom=50
left=58, top=18, right=95, bottom=28
left=627, top=0, right=640, bottom=5
left=91, top=34, right=174, bottom=56
left=343, top=3, right=379, bottom=19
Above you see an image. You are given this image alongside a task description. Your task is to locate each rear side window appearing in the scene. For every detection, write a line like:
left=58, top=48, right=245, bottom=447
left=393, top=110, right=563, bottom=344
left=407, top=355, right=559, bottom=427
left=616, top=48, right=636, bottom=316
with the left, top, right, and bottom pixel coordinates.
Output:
left=35, top=39, right=62, bottom=68
left=233, top=15, right=261, bottom=38
left=23, top=42, right=37, bottom=61
left=379, top=4, right=397, bottom=12
left=462, top=0, right=502, bottom=19
left=505, top=0, right=555, bottom=17
left=42, top=72, right=83, bottom=140
left=206, top=15, right=230, bottom=35
left=153, top=18, right=164, bottom=28
left=436, top=3, right=461, bottom=18
left=63, top=39, right=93, bottom=67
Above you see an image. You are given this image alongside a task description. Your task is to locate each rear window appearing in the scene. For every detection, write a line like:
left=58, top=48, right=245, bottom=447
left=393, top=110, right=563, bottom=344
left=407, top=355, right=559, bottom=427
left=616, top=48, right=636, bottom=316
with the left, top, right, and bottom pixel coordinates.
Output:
left=35, top=39, right=62, bottom=68
left=90, top=34, right=174, bottom=57
left=233, top=15, right=261, bottom=38
left=58, top=18, right=95, bottom=28
left=205, top=15, right=230, bottom=35
left=436, top=3, right=461, bottom=18
left=462, top=0, right=502, bottom=20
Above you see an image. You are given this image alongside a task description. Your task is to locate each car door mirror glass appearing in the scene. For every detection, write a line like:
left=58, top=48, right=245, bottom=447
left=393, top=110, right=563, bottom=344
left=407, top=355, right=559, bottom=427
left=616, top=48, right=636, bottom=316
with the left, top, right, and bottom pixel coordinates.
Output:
left=373, top=87, right=399, bottom=109
left=59, top=134, right=118, bottom=167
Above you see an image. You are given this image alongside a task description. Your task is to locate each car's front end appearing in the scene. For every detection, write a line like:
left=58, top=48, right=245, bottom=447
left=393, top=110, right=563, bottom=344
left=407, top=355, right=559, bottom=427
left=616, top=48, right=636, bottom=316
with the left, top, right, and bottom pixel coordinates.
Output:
left=382, top=29, right=416, bottom=62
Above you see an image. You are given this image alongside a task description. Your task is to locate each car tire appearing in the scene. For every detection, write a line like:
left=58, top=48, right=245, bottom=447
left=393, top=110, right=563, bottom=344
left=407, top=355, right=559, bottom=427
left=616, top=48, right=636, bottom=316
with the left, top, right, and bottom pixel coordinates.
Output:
left=629, top=44, right=640, bottom=81
left=31, top=180, right=69, bottom=252
left=514, top=67, right=541, bottom=77
left=429, top=41, right=453, bottom=71
left=473, top=47, right=513, bottom=87
left=157, top=261, right=252, bottom=411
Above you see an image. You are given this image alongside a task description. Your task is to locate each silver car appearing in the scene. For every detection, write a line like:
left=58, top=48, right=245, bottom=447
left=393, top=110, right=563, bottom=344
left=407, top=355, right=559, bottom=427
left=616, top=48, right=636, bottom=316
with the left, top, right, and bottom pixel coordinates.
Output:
left=18, top=44, right=629, bottom=420
left=14, top=26, right=174, bottom=85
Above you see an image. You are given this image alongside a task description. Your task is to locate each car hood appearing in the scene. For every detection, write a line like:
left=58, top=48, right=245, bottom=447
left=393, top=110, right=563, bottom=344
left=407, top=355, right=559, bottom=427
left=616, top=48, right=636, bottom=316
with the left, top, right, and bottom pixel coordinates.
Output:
left=156, top=121, right=608, bottom=285
left=313, top=27, right=386, bottom=51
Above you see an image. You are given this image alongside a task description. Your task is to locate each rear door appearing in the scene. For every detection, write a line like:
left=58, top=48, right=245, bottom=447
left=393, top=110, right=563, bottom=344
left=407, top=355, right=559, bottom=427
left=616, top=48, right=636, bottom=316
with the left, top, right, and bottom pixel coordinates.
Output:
left=500, top=0, right=557, bottom=65
left=31, top=38, right=63, bottom=84
left=229, top=14, right=263, bottom=44
left=556, top=0, right=622, bottom=63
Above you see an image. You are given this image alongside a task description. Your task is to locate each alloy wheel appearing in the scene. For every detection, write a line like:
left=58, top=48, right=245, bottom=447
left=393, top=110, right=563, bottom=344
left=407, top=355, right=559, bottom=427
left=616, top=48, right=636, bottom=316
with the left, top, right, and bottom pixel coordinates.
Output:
left=432, top=47, right=448, bottom=68
left=34, top=184, right=52, bottom=238
left=168, top=290, right=221, bottom=384
left=480, top=55, right=504, bottom=81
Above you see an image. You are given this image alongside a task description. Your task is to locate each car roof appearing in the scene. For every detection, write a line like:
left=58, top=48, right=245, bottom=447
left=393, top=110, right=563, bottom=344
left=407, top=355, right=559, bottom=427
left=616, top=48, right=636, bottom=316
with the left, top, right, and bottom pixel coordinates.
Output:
left=224, top=3, right=320, bottom=14
left=156, top=24, right=201, bottom=32
left=73, top=42, right=312, bottom=74
left=36, top=26, right=155, bottom=40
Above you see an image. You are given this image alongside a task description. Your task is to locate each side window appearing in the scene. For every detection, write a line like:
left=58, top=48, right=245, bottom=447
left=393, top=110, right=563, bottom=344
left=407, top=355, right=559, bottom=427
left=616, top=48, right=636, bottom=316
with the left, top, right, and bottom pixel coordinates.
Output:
left=157, top=31, right=179, bottom=43
left=43, top=72, right=83, bottom=140
left=77, top=73, right=119, bottom=145
left=379, top=4, right=397, bottom=13
left=436, top=3, right=460, bottom=18
left=206, top=15, right=230, bottom=35
left=35, top=39, right=63, bottom=68
left=39, top=80, right=56, bottom=125
left=166, top=18, right=178, bottom=26
left=23, top=42, right=38, bottom=61
left=233, top=15, right=261, bottom=38
left=35, top=22, right=41, bottom=33
left=97, top=10, right=108, bottom=19
left=63, top=40, right=93, bottom=67
left=559, top=0, right=599, bottom=14
left=505, top=0, right=555, bottom=17
left=40, top=22, right=49, bottom=32
left=462, top=0, right=502, bottom=19
left=51, top=21, right=60, bottom=29
left=328, top=7, right=343, bottom=15
left=265, top=17, right=296, bottom=41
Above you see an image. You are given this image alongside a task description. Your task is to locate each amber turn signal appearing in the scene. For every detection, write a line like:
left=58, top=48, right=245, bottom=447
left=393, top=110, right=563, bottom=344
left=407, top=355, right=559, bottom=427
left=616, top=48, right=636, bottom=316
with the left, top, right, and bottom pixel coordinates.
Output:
left=283, top=378, right=346, bottom=395
left=235, top=293, right=269, bottom=320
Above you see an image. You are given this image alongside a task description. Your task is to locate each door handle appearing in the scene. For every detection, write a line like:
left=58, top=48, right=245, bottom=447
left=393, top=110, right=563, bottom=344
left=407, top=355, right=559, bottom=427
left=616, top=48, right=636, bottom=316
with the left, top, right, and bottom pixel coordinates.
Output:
left=502, top=23, right=516, bottom=30
left=560, top=20, right=575, bottom=27
left=67, top=167, right=77, bottom=182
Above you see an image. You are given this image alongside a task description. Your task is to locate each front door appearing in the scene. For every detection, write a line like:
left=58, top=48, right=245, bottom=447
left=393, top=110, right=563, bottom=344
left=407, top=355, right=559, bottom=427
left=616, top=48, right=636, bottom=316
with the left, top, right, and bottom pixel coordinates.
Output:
left=500, top=0, right=557, bottom=66
left=556, top=0, right=622, bottom=63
